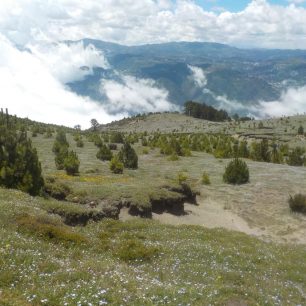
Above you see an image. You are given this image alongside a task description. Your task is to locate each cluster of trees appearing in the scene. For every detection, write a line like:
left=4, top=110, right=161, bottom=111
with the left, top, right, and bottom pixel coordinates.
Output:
left=87, top=132, right=139, bottom=174
left=184, top=101, right=230, bottom=122
left=141, top=132, right=305, bottom=167
left=0, top=124, right=44, bottom=196
left=52, top=131, right=80, bottom=175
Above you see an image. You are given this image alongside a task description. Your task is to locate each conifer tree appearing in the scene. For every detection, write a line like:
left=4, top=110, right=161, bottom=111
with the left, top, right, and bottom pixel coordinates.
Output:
left=118, top=142, right=138, bottom=169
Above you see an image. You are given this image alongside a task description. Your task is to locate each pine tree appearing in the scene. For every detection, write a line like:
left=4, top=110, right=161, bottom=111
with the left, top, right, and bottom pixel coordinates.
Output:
left=96, top=144, right=113, bottom=161
left=64, top=151, right=80, bottom=175
left=223, top=158, right=249, bottom=185
left=0, top=127, right=44, bottom=195
left=118, top=142, right=138, bottom=169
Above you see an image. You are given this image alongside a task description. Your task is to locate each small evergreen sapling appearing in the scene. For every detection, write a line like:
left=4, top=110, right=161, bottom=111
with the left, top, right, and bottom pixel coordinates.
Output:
left=223, top=158, right=249, bottom=185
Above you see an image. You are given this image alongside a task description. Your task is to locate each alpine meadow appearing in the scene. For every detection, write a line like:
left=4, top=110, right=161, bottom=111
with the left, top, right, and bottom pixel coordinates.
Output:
left=1, top=1, right=306, bottom=306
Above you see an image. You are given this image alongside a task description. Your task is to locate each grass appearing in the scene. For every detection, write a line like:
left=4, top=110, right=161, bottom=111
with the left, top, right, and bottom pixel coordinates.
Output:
left=1, top=113, right=305, bottom=304
left=100, top=113, right=306, bottom=150
left=0, top=188, right=306, bottom=305
left=29, top=129, right=306, bottom=241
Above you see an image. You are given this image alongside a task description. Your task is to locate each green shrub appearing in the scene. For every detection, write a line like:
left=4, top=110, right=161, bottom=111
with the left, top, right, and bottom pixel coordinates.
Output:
left=177, top=172, right=188, bottom=184
left=118, top=142, right=138, bottom=169
left=201, top=172, right=211, bottom=185
left=289, top=194, right=306, bottom=214
left=76, top=139, right=84, bottom=147
left=64, top=151, right=80, bottom=175
left=16, top=214, right=87, bottom=245
left=44, top=178, right=71, bottom=200
left=110, top=132, right=124, bottom=144
left=223, top=158, right=249, bottom=185
left=108, top=143, right=117, bottom=150
left=116, top=239, right=159, bottom=262
left=142, top=148, right=149, bottom=155
left=54, top=145, right=68, bottom=170
left=298, top=125, right=304, bottom=135
left=182, top=148, right=192, bottom=157
left=96, top=144, right=113, bottom=161
left=141, top=137, right=148, bottom=146
left=167, top=153, right=179, bottom=161
left=0, top=128, right=44, bottom=196
left=287, top=147, right=305, bottom=166
left=110, top=155, right=124, bottom=174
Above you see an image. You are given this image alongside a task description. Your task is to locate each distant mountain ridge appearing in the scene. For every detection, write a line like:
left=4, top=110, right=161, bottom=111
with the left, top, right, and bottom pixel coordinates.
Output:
left=66, top=39, right=306, bottom=116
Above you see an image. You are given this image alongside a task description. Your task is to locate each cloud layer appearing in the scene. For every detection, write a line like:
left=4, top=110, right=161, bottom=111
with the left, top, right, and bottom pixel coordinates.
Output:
left=101, top=75, right=178, bottom=114
left=1, top=0, right=306, bottom=49
left=1, top=0, right=306, bottom=126
left=0, top=35, right=120, bottom=128
left=188, top=65, right=306, bottom=118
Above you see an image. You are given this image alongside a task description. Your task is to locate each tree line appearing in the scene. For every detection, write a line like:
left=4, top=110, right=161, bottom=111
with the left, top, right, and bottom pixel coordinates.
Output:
left=184, top=101, right=230, bottom=122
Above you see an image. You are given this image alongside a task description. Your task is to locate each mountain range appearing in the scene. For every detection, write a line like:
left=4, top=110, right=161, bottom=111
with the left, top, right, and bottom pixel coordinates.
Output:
left=67, top=39, right=306, bottom=117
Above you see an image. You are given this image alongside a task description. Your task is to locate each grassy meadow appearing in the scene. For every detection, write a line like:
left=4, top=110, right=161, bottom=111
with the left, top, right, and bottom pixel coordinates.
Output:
left=1, top=113, right=306, bottom=305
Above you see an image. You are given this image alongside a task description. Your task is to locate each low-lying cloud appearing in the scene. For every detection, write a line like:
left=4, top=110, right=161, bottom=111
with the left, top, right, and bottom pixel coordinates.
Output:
left=29, top=41, right=109, bottom=83
left=0, top=35, right=120, bottom=128
left=188, top=65, right=207, bottom=87
left=100, top=75, right=178, bottom=114
left=188, top=64, right=306, bottom=118
left=258, top=86, right=306, bottom=117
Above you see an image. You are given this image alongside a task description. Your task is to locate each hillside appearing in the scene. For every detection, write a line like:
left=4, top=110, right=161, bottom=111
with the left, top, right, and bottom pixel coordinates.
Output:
left=100, top=112, right=306, bottom=146
left=66, top=40, right=306, bottom=116
left=1, top=113, right=306, bottom=304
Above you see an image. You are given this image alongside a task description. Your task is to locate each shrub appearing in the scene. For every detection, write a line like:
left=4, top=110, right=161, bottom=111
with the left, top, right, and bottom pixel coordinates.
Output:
left=287, top=147, right=305, bottom=166
left=201, top=172, right=211, bottom=185
left=289, top=194, right=306, bottom=214
left=76, top=139, right=84, bottom=147
left=118, top=142, right=138, bottom=169
left=116, top=239, right=159, bottom=262
left=142, top=148, right=149, bottom=155
left=223, top=158, right=249, bottom=185
left=167, top=153, right=179, bottom=161
left=54, top=145, right=68, bottom=170
left=44, top=178, right=71, bottom=200
left=108, top=143, right=117, bottom=150
left=96, top=144, right=113, bottom=161
left=110, top=155, right=124, bottom=174
left=141, top=137, right=148, bottom=146
left=64, top=151, right=80, bottom=175
left=298, top=125, right=304, bottom=135
left=16, top=214, right=87, bottom=245
left=177, top=172, right=188, bottom=184
left=110, top=132, right=124, bottom=144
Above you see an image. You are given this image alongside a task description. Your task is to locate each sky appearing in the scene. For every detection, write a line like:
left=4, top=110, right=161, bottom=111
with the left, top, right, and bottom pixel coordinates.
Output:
left=1, top=0, right=306, bottom=127
left=196, top=0, right=306, bottom=12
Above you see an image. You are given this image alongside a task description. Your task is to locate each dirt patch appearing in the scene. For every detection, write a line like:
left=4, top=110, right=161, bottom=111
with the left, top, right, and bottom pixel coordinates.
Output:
left=153, top=197, right=266, bottom=239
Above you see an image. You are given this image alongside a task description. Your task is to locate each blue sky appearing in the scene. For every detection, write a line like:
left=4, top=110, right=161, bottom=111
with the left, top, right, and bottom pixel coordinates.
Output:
left=195, top=0, right=306, bottom=12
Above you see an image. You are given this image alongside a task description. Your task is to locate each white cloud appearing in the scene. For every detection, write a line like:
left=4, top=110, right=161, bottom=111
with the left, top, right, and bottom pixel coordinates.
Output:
left=100, top=75, right=178, bottom=114
left=28, top=41, right=109, bottom=83
left=188, top=65, right=207, bottom=87
left=258, top=86, right=306, bottom=117
left=0, top=35, right=120, bottom=128
left=287, top=0, right=305, bottom=5
left=1, top=0, right=306, bottom=125
left=0, top=0, right=306, bottom=49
